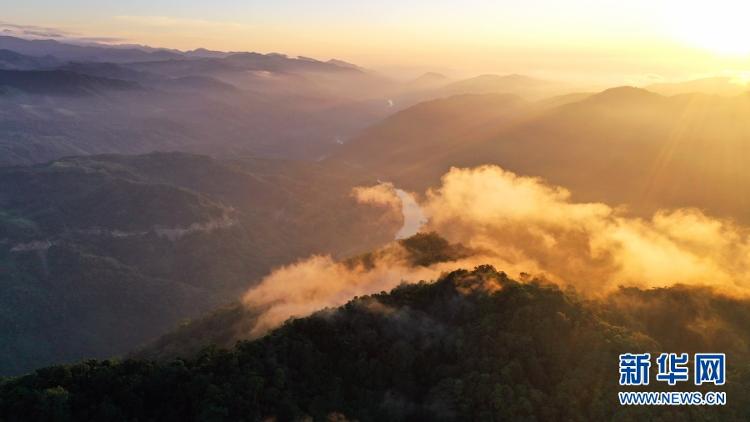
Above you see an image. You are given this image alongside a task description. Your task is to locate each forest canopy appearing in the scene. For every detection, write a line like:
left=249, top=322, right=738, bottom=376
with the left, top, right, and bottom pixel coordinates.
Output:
left=2, top=265, right=749, bottom=421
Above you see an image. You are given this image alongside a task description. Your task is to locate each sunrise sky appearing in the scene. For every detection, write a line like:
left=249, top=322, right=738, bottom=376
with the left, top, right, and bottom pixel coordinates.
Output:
left=4, top=0, right=750, bottom=82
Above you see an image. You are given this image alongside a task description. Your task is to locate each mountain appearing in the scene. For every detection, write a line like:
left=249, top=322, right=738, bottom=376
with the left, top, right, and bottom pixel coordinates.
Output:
left=330, top=86, right=750, bottom=223
left=0, top=37, right=406, bottom=166
left=0, top=36, right=374, bottom=79
left=56, top=63, right=239, bottom=94
left=326, top=58, right=364, bottom=71
left=407, top=72, right=449, bottom=89
left=332, top=93, right=528, bottom=171
left=0, top=69, right=393, bottom=166
left=185, top=48, right=232, bottom=59
left=124, top=52, right=396, bottom=103
left=458, top=86, right=750, bottom=220
left=0, top=69, right=141, bottom=95
left=0, top=35, right=372, bottom=77
left=132, top=232, right=472, bottom=360
left=646, top=76, right=749, bottom=96
left=153, top=75, right=239, bottom=94
left=0, top=49, right=58, bottom=70
left=124, top=52, right=362, bottom=80
left=0, top=36, right=182, bottom=63
left=439, top=73, right=563, bottom=99
left=2, top=265, right=749, bottom=420
left=56, top=62, right=154, bottom=82
left=222, top=52, right=362, bottom=74
left=387, top=73, right=567, bottom=112
left=0, top=152, right=399, bottom=375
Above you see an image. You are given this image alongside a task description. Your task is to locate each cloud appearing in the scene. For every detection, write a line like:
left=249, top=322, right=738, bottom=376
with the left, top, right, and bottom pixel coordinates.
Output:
left=352, top=182, right=402, bottom=211
left=242, top=164, right=750, bottom=338
left=0, top=21, right=127, bottom=44
left=242, top=252, right=460, bottom=336
left=22, top=30, right=66, bottom=38
left=0, top=22, right=69, bottom=39
left=422, top=165, right=750, bottom=294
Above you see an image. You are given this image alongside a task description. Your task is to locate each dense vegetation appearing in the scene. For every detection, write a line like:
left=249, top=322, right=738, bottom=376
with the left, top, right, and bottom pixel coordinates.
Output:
left=133, top=232, right=472, bottom=361
left=3, top=266, right=748, bottom=421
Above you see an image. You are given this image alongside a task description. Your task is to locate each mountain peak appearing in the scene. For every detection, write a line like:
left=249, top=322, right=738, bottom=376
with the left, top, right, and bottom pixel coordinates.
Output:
left=417, top=71, right=447, bottom=80
left=326, top=58, right=363, bottom=71
left=441, top=73, right=551, bottom=97
left=185, top=48, right=230, bottom=58
left=589, top=86, right=662, bottom=103
left=646, top=76, right=748, bottom=96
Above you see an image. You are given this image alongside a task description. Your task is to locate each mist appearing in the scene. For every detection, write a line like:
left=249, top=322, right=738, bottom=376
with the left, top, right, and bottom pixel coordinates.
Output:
left=241, top=164, right=750, bottom=337
left=242, top=252, right=462, bottom=337
left=423, top=165, right=750, bottom=294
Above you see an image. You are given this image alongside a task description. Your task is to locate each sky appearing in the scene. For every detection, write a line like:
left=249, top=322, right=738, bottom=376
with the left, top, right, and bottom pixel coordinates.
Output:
left=3, top=0, right=750, bottom=82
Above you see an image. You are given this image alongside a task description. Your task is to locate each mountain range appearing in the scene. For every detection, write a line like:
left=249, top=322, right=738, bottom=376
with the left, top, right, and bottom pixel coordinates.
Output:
left=0, top=37, right=401, bottom=165
left=331, top=86, right=750, bottom=223
left=2, top=32, right=750, bottom=420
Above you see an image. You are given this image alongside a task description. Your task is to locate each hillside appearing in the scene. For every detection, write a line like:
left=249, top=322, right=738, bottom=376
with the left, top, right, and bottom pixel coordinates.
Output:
left=332, top=93, right=528, bottom=172
left=0, top=36, right=182, bottom=63
left=0, top=152, right=399, bottom=375
left=645, top=76, right=748, bottom=96
left=330, top=86, right=750, bottom=223
left=440, top=74, right=553, bottom=97
left=131, top=232, right=473, bottom=360
left=2, top=266, right=749, bottom=421
left=0, top=50, right=58, bottom=70
left=0, top=69, right=140, bottom=95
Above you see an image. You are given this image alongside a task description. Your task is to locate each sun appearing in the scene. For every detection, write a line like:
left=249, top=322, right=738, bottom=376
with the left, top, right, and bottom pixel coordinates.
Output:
left=664, top=0, right=750, bottom=56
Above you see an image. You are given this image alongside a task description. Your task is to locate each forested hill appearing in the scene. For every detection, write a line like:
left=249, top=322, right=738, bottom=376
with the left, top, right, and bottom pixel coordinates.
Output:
left=0, top=152, right=399, bottom=376
left=2, top=266, right=749, bottom=421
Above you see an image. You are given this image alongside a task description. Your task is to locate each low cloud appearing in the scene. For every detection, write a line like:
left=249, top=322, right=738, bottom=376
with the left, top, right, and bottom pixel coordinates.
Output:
left=423, top=165, right=750, bottom=294
left=242, top=164, right=750, bottom=337
left=0, top=21, right=127, bottom=44
left=242, top=253, right=462, bottom=336
left=352, top=182, right=402, bottom=211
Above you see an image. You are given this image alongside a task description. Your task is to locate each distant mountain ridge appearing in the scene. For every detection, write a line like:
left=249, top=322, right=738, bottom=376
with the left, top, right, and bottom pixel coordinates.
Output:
left=0, top=69, right=141, bottom=95
left=0, top=49, right=59, bottom=70
left=646, top=76, right=749, bottom=96
left=0, top=35, right=405, bottom=166
left=439, top=73, right=561, bottom=99
left=330, top=85, right=750, bottom=224
left=0, top=35, right=182, bottom=63
left=332, top=93, right=529, bottom=172
left=0, top=35, right=363, bottom=73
